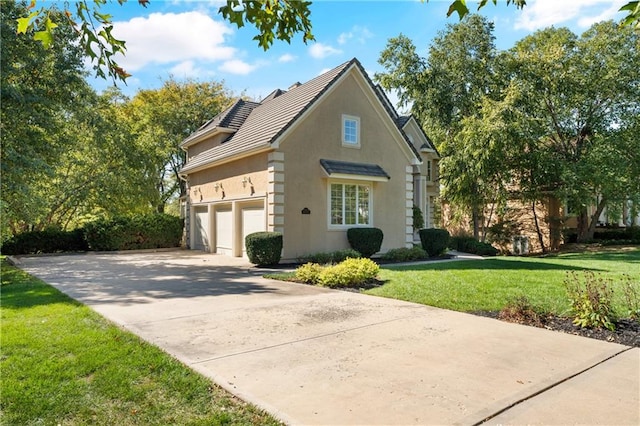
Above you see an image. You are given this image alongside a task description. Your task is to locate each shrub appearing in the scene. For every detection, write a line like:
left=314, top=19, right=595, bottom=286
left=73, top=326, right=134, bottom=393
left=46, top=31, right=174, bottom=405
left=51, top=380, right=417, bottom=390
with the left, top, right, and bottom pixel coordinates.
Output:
left=412, top=205, right=424, bottom=231
left=419, top=228, right=450, bottom=257
left=297, top=249, right=361, bottom=264
left=245, top=232, right=283, bottom=266
left=1, top=228, right=88, bottom=255
left=347, top=227, right=383, bottom=258
left=317, top=257, right=379, bottom=288
left=381, top=246, right=428, bottom=262
left=621, top=275, right=640, bottom=322
left=295, top=263, right=324, bottom=284
left=450, top=236, right=499, bottom=256
left=564, top=271, right=616, bottom=331
left=83, top=214, right=183, bottom=251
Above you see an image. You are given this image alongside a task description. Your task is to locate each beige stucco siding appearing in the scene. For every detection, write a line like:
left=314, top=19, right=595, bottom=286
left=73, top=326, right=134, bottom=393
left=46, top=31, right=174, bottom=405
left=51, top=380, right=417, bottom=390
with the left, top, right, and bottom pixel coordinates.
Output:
left=187, top=132, right=233, bottom=159
left=277, top=72, right=414, bottom=259
left=188, top=152, right=269, bottom=203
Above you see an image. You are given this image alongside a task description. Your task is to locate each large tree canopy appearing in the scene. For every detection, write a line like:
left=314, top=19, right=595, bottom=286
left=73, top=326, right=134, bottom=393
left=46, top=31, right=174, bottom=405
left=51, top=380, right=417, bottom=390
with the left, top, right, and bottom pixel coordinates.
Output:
left=376, top=17, right=640, bottom=245
left=14, top=0, right=639, bottom=84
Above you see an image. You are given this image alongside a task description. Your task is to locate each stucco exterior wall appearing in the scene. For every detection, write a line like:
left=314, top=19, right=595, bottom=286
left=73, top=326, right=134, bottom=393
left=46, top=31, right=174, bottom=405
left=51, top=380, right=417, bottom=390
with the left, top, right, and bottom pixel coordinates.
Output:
left=188, top=152, right=269, bottom=204
left=187, top=132, right=232, bottom=159
left=277, top=72, right=415, bottom=260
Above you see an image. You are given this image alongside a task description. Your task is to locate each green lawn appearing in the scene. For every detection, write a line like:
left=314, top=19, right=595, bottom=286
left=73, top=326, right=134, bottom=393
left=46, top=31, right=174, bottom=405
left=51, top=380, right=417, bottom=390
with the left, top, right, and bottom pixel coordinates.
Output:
left=367, top=248, right=640, bottom=316
left=1, top=259, right=280, bottom=426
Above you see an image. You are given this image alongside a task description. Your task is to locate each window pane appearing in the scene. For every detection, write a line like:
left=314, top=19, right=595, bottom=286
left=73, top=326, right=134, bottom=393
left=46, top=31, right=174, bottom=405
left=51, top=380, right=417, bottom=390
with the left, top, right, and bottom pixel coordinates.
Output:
left=344, top=119, right=357, bottom=144
left=331, top=184, right=343, bottom=225
left=345, top=184, right=357, bottom=225
left=358, top=185, right=370, bottom=225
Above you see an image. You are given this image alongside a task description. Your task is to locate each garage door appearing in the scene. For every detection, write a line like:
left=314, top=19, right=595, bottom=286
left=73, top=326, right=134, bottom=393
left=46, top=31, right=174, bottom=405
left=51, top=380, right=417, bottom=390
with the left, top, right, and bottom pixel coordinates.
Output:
left=192, top=206, right=210, bottom=251
left=242, top=207, right=266, bottom=255
left=215, top=209, right=233, bottom=255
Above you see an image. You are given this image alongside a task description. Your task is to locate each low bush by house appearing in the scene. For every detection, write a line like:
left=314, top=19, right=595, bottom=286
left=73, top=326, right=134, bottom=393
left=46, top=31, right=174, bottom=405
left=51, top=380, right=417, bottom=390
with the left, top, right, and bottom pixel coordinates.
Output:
left=381, top=246, right=428, bottom=262
left=419, top=228, right=450, bottom=257
left=295, top=258, right=379, bottom=288
left=449, top=236, right=499, bottom=256
left=297, top=249, right=361, bottom=264
left=347, top=227, right=384, bottom=257
left=1, top=214, right=182, bottom=255
left=245, top=232, right=283, bottom=266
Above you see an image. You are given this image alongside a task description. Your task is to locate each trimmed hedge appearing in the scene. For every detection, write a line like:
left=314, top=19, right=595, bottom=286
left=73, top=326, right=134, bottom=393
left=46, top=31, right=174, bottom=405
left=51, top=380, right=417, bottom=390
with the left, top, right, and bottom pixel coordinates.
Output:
left=450, top=236, right=499, bottom=256
left=297, top=249, right=361, bottom=264
left=381, top=246, right=428, bottom=262
left=419, top=228, right=450, bottom=257
left=347, top=227, right=384, bottom=258
left=245, top=232, right=283, bottom=266
left=84, top=214, right=183, bottom=251
left=1, top=228, right=88, bottom=255
left=1, top=214, right=183, bottom=255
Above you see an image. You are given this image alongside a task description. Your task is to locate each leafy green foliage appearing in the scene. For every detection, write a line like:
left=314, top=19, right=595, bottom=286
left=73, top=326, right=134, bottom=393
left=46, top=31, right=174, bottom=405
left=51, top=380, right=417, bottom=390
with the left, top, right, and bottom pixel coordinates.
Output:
left=0, top=260, right=279, bottom=425
left=83, top=214, right=183, bottom=251
left=245, top=232, right=283, bottom=266
left=317, top=258, right=380, bottom=288
left=564, top=271, right=617, bottom=331
left=219, top=0, right=314, bottom=50
left=622, top=275, right=640, bottom=322
left=347, top=227, right=384, bottom=258
left=1, top=229, right=88, bottom=255
left=412, top=205, right=424, bottom=230
left=295, top=262, right=324, bottom=284
left=419, top=228, right=450, bottom=257
left=297, top=249, right=361, bottom=265
left=441, top=0, right=527, bottom=20
left=381, top=247, right=428, bottom=262
left=449, top=236, right=499, bottom=256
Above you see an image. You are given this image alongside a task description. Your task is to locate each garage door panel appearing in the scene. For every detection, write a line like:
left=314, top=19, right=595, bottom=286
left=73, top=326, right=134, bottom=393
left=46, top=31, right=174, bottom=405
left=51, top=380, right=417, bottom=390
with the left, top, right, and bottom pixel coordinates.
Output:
left=242, top=208, right=265, bottom=254
left=216, top=209, right=233, bottom=255
left=193, top=206, right=210, bottom=251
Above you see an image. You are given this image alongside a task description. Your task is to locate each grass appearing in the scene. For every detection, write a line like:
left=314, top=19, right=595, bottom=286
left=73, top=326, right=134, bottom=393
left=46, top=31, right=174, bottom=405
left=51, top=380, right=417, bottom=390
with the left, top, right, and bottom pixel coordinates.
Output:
left=367, top=248, right=640, bottom=316
left=0, top=259, right=281, bottom=426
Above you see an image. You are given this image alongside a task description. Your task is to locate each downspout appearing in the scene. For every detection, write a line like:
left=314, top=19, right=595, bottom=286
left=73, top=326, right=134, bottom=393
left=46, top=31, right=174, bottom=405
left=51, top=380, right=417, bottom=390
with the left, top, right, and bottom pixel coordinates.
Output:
left=178, top=172, right=190, bottom=249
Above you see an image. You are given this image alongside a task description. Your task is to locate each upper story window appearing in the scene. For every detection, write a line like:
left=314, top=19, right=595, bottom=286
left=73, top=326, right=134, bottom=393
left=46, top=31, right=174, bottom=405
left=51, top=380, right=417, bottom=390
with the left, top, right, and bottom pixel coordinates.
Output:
left=342, top=115, right=360, bottom=148
left=426, top=160, right=432, bottom=181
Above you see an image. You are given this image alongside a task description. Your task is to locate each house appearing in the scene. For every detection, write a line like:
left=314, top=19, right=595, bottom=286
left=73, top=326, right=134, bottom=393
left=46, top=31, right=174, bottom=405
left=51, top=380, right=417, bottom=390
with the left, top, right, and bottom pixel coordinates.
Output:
left=178, top=58, right=440, bottom=261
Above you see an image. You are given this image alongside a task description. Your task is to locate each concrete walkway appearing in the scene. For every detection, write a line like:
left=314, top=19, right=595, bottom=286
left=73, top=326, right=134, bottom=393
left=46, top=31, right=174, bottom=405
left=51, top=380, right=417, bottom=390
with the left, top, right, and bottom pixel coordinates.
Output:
left=16, top=251, right=639, bottom=425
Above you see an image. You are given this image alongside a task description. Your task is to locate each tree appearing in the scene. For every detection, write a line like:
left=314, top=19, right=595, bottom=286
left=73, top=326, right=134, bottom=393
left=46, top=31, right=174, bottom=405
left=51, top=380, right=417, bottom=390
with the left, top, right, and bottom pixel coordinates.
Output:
left=125, top=78, right=234, bottom=213
left=504, top=21, right=640, bottom=241
left=1, top=1, right=90, bottom=235
left=15, top=0, right=639, bottom=84
left=376, top=16, right=501, bottom=239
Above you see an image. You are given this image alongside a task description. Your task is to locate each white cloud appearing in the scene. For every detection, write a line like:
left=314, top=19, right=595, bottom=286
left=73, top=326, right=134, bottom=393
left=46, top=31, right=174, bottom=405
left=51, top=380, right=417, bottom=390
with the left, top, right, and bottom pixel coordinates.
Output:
left=337, top=26, right=373, bottom=45
left=514, top=0, right=626, bottom=31
left=218, top=59, right=257, bottom=75
left=309, top=42, right=342, bottom=59
left=317, top=67, right=331, bottom=76
left=577, top=2, right=626, bottom=28
left=111, top=11, right=235, bottom=72
left=169, top=60, right=209, bottom=78
left=278, top=53, right=296, bottom=63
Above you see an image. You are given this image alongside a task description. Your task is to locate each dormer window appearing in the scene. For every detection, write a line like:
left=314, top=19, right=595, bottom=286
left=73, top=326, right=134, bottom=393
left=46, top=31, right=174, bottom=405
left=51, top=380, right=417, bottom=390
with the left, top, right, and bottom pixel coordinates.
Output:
left=342, top=115, right=360, bottom=148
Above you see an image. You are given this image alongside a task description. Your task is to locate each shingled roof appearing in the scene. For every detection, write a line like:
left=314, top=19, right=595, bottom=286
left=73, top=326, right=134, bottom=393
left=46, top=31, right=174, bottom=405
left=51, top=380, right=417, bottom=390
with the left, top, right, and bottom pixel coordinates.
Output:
left=180, top=58, right=422, bottom=174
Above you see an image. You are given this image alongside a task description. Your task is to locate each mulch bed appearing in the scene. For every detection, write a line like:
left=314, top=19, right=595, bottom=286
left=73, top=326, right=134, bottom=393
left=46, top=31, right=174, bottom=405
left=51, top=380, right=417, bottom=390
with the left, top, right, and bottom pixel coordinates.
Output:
left=473, top=310, right=640, bottom=347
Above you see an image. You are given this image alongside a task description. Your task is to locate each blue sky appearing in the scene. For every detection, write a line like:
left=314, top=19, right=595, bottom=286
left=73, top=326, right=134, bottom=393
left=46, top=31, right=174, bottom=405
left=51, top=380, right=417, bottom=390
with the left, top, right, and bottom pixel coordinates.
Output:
left=89, top=0, right=628, bottom=109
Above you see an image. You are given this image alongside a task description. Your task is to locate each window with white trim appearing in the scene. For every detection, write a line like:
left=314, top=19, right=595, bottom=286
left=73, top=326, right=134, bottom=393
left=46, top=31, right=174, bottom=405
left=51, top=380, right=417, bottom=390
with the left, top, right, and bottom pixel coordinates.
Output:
left=426, top=160, right=432, bottom=181
left=342, top=115, right=360, bottom=147
left=330, top=183, right=370, bottom=226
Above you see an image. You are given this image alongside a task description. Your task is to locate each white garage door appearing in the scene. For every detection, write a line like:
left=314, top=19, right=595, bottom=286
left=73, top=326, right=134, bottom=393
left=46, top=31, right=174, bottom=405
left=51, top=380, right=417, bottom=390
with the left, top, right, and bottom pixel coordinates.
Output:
left=242, top=207, right=266, bottom=255
left=192, top=206, right=210, bottom=251
left=215, top=209, right=233, bottom=255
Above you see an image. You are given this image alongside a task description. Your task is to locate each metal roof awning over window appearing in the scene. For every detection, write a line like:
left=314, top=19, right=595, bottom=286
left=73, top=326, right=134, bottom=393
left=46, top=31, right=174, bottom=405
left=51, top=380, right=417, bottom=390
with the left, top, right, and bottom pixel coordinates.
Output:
left=320, top=159, right=390, bottom=182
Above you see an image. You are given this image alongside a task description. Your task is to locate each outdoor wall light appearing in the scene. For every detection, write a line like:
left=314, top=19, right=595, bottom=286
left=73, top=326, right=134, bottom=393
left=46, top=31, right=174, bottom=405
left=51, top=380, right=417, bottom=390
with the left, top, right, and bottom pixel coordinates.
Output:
left=242, top=176, right=252, bottom=187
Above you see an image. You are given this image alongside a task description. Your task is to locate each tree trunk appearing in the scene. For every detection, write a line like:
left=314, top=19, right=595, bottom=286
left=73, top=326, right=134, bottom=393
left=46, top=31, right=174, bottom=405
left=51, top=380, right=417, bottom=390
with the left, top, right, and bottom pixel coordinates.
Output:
left=472, top=207, right=480, bottom=240
left=577, top=197, right=607, bottom=242
left=532, top=201, right=546, bottom=253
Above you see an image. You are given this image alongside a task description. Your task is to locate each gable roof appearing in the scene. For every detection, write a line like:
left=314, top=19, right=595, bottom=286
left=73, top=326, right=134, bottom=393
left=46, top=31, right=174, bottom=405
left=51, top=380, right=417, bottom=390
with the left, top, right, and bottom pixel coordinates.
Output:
left=180, top=58, right=422, bottom=175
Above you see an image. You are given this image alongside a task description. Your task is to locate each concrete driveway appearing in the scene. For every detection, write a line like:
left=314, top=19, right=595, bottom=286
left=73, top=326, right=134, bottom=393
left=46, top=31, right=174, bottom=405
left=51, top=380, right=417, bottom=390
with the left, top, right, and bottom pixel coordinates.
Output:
left=17, top=251, right=639, bottom=425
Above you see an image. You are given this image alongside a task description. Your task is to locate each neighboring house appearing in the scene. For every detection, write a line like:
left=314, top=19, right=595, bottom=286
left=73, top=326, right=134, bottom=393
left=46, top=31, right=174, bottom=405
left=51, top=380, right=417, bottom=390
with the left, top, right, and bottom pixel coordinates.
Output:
left=179, top=58, right=439, bottom=261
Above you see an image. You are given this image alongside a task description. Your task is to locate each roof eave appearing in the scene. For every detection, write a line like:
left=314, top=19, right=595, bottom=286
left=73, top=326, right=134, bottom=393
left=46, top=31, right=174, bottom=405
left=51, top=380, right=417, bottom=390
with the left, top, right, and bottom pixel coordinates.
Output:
left=180, top=126, right=236, bottom=150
